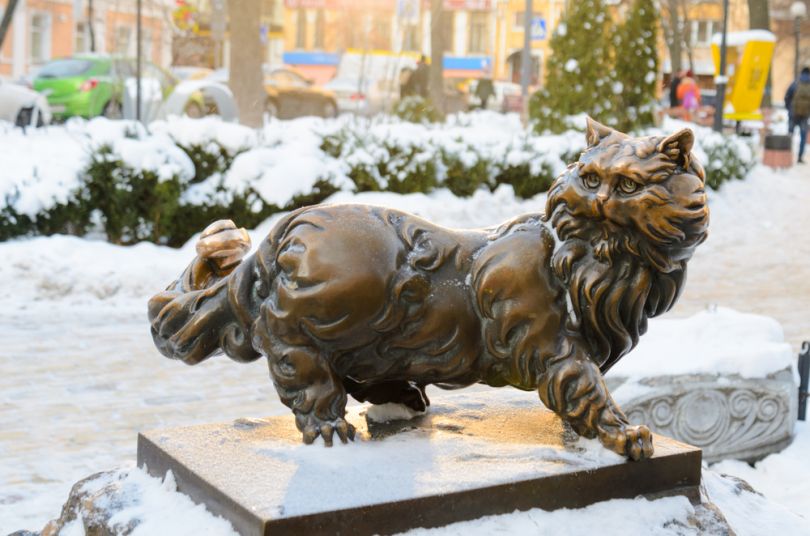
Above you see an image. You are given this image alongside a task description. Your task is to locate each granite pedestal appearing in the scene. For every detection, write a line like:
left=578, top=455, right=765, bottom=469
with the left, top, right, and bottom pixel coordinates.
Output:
left=137, top=390, right=702, bottom=535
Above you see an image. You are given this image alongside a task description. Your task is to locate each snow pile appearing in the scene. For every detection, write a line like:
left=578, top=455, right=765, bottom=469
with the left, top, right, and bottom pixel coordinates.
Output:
left=611, top=307, right=796, bottom=381
left=222, top=119, right=351, bottom=207
left=0, top=122, right=87, bottom=217
left=151, top=115, right=259, bottom=153
left=81, top=118, right=196, bottom=183
left=702, top=468, right=810, bottom=536
left=0, top=234, right=190, bottom=307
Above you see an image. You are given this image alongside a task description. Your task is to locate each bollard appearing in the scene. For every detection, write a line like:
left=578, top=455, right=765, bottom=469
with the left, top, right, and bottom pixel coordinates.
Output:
left=763, top=134, right=793, bottom=169
left=799, top=342, right=810, bottom=421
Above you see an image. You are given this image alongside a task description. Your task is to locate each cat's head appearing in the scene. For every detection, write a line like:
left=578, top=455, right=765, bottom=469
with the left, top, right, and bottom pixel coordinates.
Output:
left=546, top=117, right=709, bottom=273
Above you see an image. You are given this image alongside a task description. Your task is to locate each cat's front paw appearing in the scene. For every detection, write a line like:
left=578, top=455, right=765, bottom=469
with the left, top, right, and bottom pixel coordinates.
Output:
left=599, top=423, right=654, bottom=461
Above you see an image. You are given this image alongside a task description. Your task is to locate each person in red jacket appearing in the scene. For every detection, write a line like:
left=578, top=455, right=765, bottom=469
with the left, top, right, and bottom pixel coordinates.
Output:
left=677, top=70, right=701, bottom=122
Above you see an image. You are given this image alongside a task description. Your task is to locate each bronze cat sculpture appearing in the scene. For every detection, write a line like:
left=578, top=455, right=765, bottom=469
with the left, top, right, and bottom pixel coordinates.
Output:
left=148, top=118, right=709, bottom=460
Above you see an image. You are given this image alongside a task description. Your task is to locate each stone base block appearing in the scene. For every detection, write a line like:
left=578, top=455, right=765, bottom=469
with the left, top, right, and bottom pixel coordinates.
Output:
left=137, top=390, right=701, bottom=536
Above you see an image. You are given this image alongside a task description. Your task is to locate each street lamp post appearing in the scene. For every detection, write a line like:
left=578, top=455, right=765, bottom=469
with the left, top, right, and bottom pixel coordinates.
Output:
left=521, top=0, right=533, bottom=120
left=713, top=0, right=730, bottom=133
left=791, top=1, right=807, bottom=82
left=136, top=0, right=142, bottom=122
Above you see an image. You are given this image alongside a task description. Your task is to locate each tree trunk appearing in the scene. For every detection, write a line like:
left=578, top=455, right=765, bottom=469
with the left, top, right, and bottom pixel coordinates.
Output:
left=678, top=0, right=694, bottom=71
left=429, top=0, right=445, bottom=115
left=747, top=0, right=770, bottom=30
left=229, top=0, right=265, bottom=128
left=747, top=0, right=772, bottom=106
left=663, top=0, right=683, bottom=74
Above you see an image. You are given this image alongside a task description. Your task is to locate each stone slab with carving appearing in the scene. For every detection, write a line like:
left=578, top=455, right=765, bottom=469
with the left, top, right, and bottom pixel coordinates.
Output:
left=607, top=308, right=797, bottom=463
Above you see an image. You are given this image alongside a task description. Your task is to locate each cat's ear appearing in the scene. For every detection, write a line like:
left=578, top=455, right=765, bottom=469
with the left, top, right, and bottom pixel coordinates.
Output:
left=656, top=128, right=694, bottom=168
left=585, top=117, right=614, bottom=147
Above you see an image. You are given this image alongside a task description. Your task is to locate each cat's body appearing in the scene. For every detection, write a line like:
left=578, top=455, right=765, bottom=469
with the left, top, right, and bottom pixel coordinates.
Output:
left=252, top=204, right=561, bottom=392
left=148, top=118, right=709, bottom=459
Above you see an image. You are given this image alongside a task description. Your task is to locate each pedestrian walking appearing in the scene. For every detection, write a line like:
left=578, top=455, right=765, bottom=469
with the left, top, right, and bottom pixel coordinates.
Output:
left=474, top=77, right=495, bottom=110
left=411, top=56, right=430, bottom=99
left=785, top=67, right=810, bottom=164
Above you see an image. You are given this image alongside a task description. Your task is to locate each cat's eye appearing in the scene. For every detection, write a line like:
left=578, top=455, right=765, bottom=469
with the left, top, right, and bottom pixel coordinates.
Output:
left=582, top=174, right=600, bottom=189
left=618, top=176, right=639, bottom=194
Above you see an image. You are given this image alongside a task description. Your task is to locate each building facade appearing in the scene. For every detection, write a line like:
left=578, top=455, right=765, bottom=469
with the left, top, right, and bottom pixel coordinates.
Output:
left=0, top=0, right=174, bottom=80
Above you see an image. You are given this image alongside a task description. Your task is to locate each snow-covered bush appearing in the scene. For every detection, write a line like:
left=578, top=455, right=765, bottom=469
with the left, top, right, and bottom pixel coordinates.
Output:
left=699, top=132, right=757, bottom=190
left=326, top=124, right=440, bottom=193
left=392, top=96, right=441, bottom=124
left=440, top=145, right=491, bottom=197
left=0, top=114, right=757, bottom=245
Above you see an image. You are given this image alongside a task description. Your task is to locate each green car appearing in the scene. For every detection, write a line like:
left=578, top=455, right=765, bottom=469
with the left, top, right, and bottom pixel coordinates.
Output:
left=34, top=55, right=204, bottom=121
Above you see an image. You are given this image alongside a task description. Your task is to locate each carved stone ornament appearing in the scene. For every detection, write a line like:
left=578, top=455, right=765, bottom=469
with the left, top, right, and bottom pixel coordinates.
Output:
left=148, top=117, right=709, bottom=461
left=612, top=369, right=796, bottom=463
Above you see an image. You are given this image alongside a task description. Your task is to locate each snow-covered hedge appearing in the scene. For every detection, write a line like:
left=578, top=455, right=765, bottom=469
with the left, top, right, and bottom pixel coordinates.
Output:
left=0, top=113, right=756, bottom=245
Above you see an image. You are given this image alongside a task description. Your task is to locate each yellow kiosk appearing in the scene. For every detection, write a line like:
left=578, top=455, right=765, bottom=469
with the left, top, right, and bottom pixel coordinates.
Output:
left=711, top=30, right=776, bottom=121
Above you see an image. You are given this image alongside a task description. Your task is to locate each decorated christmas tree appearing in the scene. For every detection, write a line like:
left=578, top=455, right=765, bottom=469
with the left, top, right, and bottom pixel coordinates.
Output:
left=529, top=0, right=616, bottom=133
left=613, top=0, right=660, bottom=132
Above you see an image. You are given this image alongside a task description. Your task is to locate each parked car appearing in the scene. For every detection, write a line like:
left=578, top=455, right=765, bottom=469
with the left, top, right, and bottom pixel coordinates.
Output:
left=171, top=66, right=214, bottom=82
left=0, top=78, right=51, bottom=126
left=325, top=53, right=418, bottom=115
left=208, top=67, right=337, bottom=119
left=34, top=55, right=205, bottom=121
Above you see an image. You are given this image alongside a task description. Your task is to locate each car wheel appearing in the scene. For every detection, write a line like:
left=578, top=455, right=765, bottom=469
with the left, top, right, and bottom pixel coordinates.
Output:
left=265, top=99, right=279, bottom=119
left=15, top=106, right=45, bottom=128
left=102, top=99, right=123, bottom=120
left=15, top=107, right=32, bottom=128
left=185, top=101, right=205, bottom=118
left=322, top=100, right=337, bottom=118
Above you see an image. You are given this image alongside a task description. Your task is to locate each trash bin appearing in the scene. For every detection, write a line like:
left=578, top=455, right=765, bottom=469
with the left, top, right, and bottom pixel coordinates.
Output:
left=763, top=134, right=792, bottom=169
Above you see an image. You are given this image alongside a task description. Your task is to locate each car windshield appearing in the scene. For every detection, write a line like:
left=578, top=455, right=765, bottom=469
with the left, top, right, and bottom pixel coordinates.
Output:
left=37, top=59, right=94, bottom=79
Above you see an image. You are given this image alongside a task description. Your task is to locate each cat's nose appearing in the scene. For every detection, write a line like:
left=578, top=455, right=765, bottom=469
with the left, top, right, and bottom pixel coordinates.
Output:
left=593, top=193, right=609, bottom=217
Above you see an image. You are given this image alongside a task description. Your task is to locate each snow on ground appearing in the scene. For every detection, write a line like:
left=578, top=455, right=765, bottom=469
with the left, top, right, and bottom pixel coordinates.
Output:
left=712, top=420, right=810, bottom=516
left=671, top=165, right=810, bottom=352
left=1, top=118, right=809, bottom=533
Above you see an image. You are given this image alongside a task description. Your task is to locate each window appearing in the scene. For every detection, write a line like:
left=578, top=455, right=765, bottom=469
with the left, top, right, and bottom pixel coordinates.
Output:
left=141, top=27, right=153, bottom=61
left=514, top=11, right=544, bottom=33
left=468, top=12, right=488, bottom=54
left=693, top=20, right=714, bottom=46
left=295, top=9, right=307, bottom=48
left=514, top=11, right=525, bottom=30
left=372, top=19, right=389, bottom=49
left=284, top=69, right=308, bottom=86
left=114, top=26, right=132, bottom=55
left=30, top=13, right=51, bottom=64
left=38, top=59, right=93, bottom=78
left=75, top=22, right=89, bottom=53
left=314, top=9, right=325, bottom=48
left=402, top=23, right=419, bottom=51
left=263, top=0, right=277, bottom=20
